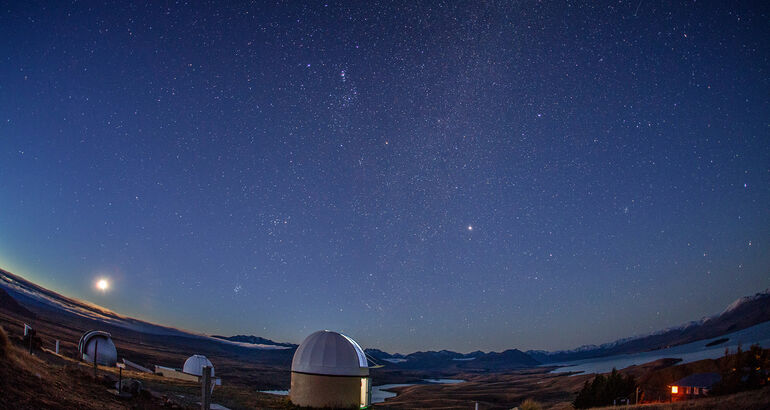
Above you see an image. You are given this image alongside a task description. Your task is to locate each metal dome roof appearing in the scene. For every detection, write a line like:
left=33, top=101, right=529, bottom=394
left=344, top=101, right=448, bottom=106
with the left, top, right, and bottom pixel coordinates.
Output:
left=291, top=330, right=369, bottom=377
left=78, top=330, right=118, bottom=366
left=183, top=354, right=214, bottom=377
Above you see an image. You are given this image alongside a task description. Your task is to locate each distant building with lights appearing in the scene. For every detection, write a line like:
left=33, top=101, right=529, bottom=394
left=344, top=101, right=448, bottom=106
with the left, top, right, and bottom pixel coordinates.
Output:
left=669, top=372, right=721, bottom=401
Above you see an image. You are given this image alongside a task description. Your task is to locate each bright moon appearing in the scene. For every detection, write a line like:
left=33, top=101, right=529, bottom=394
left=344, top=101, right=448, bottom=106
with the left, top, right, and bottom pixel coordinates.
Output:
left=96, top=278, right=109, bottom=291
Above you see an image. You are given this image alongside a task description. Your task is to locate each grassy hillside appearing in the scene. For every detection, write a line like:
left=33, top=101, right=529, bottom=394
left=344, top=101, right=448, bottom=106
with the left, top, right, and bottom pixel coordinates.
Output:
left=0, top=325, right=170, bottom=409
left=592, top=385, right=770, bottom=410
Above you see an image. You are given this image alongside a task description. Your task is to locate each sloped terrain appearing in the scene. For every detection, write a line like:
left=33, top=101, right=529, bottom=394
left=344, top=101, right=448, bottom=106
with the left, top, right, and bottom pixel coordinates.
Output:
left=0, top=325, right=177, bottom=410
left=529, top=290, right=770, bottom=363
left=0, top=286, right=35, bottom=319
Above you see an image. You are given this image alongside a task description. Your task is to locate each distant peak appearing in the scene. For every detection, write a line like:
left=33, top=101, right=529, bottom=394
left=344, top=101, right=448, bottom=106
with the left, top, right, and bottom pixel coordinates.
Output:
left=722, top=288, right=770, bottom=314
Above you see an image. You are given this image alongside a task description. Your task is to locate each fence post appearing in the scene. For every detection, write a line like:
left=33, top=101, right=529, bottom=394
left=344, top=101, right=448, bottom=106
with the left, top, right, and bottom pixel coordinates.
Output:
left=55, top=339, right=60, bottom=355
left=201, top=366, right=212, bottom=410
left=93, top=339, right=99, bottom=378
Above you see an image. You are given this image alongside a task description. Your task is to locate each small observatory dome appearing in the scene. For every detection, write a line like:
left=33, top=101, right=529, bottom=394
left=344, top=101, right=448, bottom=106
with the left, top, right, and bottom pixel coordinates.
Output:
left=183, top=354, right=214, bottom=377
left=78, top=330, right=118, bottom=366
left=290, top=330, right=370, bottom=408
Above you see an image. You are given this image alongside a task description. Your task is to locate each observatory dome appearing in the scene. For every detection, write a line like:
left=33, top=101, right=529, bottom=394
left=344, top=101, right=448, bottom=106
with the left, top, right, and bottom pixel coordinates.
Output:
left=291, top=330, right=368, bottom=377
left=183, top=354, right=214, bottom=377
left=78, top=330, right=118, bottom=367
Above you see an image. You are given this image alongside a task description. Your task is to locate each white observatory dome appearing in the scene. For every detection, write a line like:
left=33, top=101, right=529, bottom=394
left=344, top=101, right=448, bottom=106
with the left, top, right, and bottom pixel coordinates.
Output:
left=291, top=330, right=368, bottom=377
left=183, top=354, right=214, bottom=377
left=78, top=330, right=118, bottom=367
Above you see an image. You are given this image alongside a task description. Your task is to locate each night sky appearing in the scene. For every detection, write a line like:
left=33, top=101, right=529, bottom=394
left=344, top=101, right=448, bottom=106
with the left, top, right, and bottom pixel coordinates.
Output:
left=1, top=1, right=768, bottom=353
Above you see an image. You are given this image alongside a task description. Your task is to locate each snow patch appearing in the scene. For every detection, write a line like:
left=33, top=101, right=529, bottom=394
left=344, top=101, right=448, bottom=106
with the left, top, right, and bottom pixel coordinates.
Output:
left=723, top=289, right=770, bottom=314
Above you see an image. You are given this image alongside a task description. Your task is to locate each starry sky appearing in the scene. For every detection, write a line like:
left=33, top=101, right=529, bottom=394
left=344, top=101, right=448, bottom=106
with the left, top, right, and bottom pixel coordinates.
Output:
left=1, top=1, right=769, bottom=353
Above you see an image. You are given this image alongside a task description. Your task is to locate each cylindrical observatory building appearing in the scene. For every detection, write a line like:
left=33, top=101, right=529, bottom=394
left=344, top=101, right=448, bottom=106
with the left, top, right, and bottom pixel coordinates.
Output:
left=290, top=330, right=371, bottom=409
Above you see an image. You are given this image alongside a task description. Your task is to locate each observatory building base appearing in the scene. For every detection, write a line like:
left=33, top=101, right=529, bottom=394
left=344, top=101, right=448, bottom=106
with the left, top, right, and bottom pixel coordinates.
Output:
left=290, top=371, right=365, bottom=409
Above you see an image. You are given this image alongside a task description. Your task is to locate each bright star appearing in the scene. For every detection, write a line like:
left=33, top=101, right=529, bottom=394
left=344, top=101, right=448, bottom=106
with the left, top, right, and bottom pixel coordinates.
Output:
left=467, top=225, right=473, bottom=231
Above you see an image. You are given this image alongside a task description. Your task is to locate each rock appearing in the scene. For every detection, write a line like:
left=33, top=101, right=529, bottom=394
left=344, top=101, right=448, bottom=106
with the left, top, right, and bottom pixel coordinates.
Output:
left=115, top=378, right=143, bottom=395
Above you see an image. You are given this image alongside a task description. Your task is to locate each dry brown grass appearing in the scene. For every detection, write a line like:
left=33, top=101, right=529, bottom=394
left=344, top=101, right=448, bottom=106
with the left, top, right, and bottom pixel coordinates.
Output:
left=590, top=385, right=770, bottom=410
left=0, top=311, right=301, bottom=409
left=0, top=325, right=9, bottom=359
left=520, top=398, right=543, bottom=410
left=0, top=325, right=190, bottom=410
left=374, top=368, right=593, bottom=409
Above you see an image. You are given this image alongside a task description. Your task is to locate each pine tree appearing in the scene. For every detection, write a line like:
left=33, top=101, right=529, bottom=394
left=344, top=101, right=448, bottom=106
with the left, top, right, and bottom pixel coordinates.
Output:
left=573, top=368, right=636, bottom=408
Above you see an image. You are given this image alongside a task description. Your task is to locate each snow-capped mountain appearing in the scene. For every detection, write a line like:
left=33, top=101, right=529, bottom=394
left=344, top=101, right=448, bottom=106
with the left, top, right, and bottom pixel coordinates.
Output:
left=528, top=289, right=770, bottom=363
left=364, top=347, right=539, bottom=370
left=723, top=289, right=770, bottom=314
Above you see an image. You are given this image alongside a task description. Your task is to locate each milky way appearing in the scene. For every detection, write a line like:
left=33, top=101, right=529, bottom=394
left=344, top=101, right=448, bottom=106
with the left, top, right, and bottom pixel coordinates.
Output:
left=0, top=1, right=768, bottom=352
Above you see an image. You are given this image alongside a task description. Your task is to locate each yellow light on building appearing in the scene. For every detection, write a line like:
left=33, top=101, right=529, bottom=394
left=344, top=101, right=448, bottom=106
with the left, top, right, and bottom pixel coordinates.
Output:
left=671, top=386, right=678, bottom=394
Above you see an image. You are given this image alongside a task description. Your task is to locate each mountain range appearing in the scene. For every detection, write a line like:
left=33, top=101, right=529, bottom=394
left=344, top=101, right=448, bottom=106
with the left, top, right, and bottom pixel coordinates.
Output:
left=1, top=267, right=769, bottom=372
left=217, top=289, right=770, bottom=371
left=526, top=289, right=770, bottom=363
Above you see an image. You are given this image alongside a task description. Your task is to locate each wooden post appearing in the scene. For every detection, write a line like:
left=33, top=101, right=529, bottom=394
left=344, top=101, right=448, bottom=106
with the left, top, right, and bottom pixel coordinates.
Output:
left=93, top=339, right=99, bottom=378
left=201, top=366, right=212, bottom=410
left=25, top=324, right=33, bottom=354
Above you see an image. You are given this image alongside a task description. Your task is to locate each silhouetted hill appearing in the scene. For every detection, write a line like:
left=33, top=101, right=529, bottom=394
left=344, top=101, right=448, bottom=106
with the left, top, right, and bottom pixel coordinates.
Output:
left=0, top=286, right=35, bottom=319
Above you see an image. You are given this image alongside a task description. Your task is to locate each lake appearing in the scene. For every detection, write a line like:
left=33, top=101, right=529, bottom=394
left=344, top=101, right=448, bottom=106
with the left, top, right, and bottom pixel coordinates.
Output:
left=260, top=378, right=466, bottom=404
left=372, top=379, right=466, bottom=403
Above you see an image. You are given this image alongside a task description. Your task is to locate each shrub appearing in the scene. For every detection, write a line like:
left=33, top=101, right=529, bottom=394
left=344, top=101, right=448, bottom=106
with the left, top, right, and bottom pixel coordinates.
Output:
left=0, top=326, right=9, bottom=359
left=573, top=368, right=636, bottom=408
left=712, top=344, right=770, bottom=395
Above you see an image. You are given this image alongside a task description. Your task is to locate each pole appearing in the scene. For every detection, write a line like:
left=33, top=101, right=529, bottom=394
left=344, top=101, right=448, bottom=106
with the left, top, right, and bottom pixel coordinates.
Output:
left=636, top=387, right=640, bottom=404
left=55, top=340, right=60, bottom=355
left=119, top=367, right=123, bottom=392
left=93, top=339, right=99, bottom=378
left=201, top=366, right=212, bottom=410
